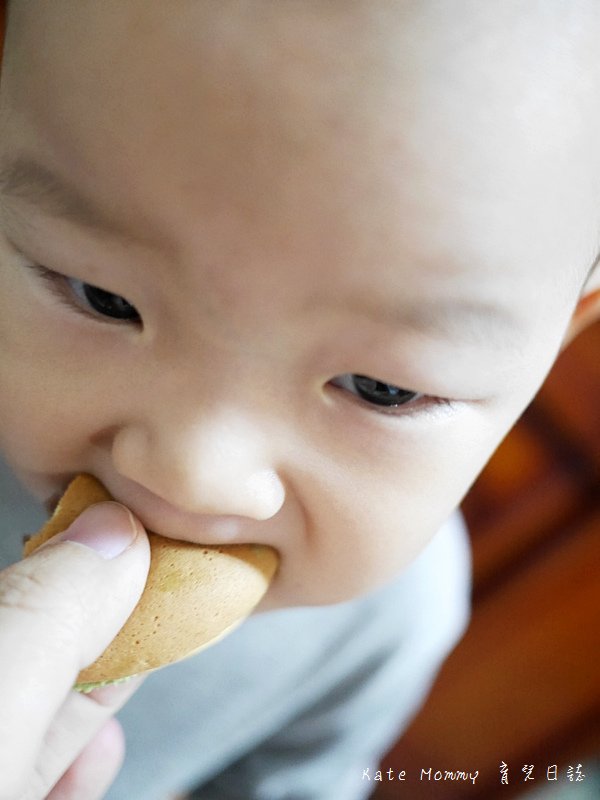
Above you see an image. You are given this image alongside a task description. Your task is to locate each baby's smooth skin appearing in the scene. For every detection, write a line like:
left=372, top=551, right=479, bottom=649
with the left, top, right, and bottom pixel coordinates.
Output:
left=1, top=0, right=600, bottom=614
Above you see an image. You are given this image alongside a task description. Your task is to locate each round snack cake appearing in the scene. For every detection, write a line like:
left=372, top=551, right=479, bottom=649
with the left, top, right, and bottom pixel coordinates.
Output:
left=23, top=474, right=279, bottom=691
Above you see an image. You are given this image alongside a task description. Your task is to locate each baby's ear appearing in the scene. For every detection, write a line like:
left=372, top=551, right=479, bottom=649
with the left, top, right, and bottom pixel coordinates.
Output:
left=561, top=259, right=600, bottom=349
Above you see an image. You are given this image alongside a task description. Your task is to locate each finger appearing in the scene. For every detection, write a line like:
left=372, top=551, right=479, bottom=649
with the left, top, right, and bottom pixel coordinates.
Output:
left=46, top=717, right=125, bottom=800
left=29, top=677, right=144, bottom=800
left=0, top=503, right=149, bottom=795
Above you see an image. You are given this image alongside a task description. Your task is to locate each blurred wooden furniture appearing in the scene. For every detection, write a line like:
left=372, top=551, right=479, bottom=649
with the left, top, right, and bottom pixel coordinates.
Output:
left=373, top=321, right=600, bottom=799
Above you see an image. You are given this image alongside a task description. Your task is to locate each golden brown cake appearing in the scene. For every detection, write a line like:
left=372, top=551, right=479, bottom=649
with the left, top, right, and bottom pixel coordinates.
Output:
left=24, top=474, right=279, bottom=691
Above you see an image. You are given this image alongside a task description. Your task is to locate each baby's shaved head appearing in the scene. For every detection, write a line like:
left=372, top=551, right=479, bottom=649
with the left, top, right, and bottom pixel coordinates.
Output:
left=3, top=0, right=600, bottom=299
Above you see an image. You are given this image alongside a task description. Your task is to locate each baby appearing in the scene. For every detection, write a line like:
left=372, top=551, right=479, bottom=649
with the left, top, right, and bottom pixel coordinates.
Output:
left=0, top=2, right=599, bottom=799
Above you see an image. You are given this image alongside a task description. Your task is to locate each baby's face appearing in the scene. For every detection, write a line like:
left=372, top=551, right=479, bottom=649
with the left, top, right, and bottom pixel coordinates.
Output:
left=0, top=2, right=598, bottom=609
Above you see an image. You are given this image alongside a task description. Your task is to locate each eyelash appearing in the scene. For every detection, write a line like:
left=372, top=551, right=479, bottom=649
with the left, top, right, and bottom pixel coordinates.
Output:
left=329, top=379, right=455, bottom=419
left=24, top=262, right=141, bottom=325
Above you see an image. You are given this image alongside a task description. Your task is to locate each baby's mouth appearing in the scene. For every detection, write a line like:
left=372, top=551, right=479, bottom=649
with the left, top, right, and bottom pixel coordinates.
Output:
left=42, top=474, right=272, bottom=549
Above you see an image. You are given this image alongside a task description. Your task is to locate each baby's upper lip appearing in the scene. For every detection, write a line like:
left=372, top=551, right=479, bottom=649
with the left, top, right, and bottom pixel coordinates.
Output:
left=131, top=505, right=247, bottom=545
left=45, top=476, right=261, bottom=546
left=102, top=480, right=255, bottom=546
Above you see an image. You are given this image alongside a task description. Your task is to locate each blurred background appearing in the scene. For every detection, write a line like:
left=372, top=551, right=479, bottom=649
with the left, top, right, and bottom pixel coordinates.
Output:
left=372, top=321, right=599, bottom=798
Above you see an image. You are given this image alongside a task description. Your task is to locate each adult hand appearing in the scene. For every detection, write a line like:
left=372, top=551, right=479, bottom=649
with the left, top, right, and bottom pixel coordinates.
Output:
left=0, top=501, right=150, bottom=800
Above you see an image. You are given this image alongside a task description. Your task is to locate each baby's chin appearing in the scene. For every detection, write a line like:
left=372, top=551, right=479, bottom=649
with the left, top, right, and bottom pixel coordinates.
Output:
left=253, top=568, right=397, bottom=612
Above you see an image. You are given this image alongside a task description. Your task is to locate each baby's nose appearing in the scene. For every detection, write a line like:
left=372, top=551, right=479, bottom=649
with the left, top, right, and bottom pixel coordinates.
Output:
left=111, top=412, right=286, bottom=521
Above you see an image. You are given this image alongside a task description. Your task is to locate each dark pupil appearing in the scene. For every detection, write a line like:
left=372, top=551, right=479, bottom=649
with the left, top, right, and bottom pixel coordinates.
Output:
left=352, top=375, right=416, bottom=407
left=84, top=285, right=140, bottom=321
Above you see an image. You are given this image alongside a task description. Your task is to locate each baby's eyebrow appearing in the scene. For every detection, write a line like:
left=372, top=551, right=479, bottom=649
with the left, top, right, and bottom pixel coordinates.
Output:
left=315, top=294, right=521, bottom=349
left=0, top=154, right=135, bottom=243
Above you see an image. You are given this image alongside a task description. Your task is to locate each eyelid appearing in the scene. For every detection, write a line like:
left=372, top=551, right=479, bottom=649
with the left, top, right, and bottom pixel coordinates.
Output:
left=24, top=262, right=104, bottom=321
left=328, top=376, right=455, bottom=419
left=22, top=262, right=140, bottom=326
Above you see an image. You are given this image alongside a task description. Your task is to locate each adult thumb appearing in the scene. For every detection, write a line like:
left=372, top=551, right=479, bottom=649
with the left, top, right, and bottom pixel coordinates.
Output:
left=0, top=502, right=150, bottom=718
left=28, top=501, right=150, bottom=669
left=0, top=501, right=150, bottom=792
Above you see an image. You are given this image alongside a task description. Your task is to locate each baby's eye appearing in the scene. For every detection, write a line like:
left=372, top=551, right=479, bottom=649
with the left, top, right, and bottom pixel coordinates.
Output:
left=332, top=374, right=421, bottom=408
left=67, top=278, right=141, bottom=322
left=25, top=263, right=141, bottom=324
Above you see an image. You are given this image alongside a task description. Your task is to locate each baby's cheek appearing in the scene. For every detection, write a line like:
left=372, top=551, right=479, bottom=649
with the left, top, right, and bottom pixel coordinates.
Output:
left=0, top=371, right=87, bottom=482
left=305, top=508, right=435, bottom=604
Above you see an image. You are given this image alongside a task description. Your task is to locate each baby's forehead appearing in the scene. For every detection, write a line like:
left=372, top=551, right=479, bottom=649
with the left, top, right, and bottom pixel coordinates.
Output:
left=5, top=1, right=599, bottom=127
left=2, top=1, right=599, bottom=300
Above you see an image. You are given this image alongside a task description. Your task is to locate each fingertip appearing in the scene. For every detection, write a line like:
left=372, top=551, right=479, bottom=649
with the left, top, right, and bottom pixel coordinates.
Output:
left=95, top=716, right=127, bottom=770
left=52, top=502, right=141, bottom=560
